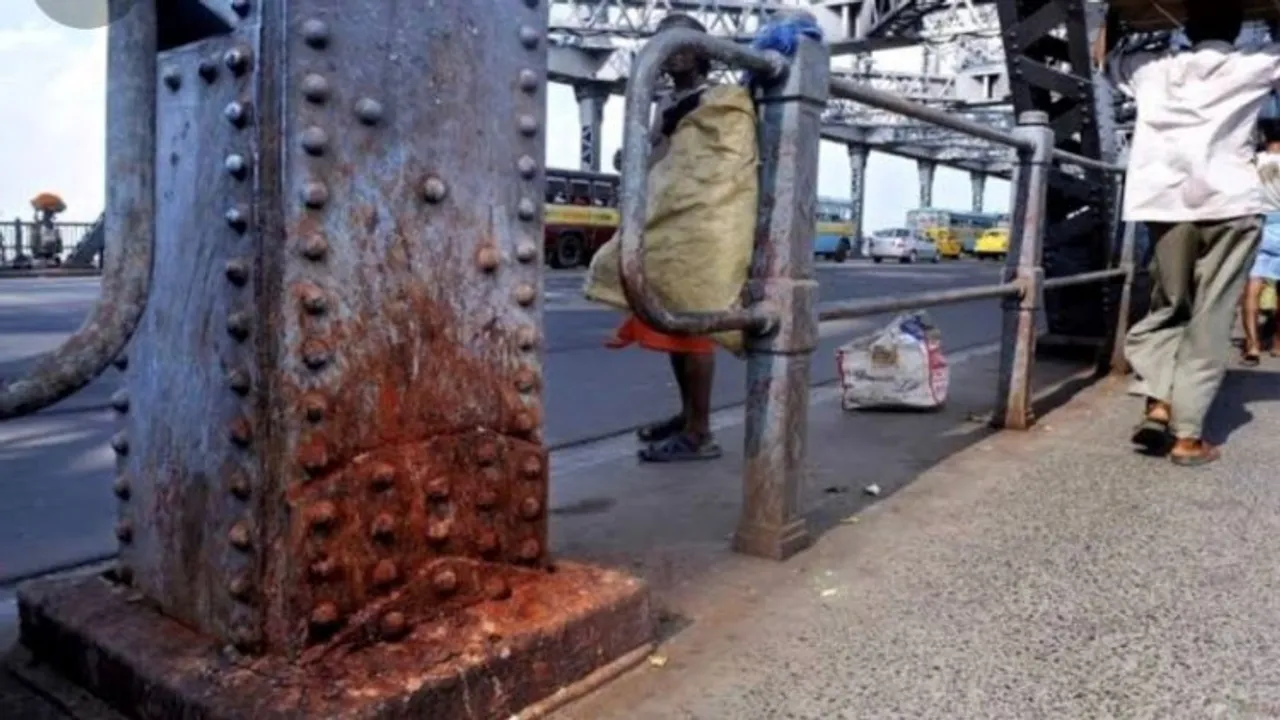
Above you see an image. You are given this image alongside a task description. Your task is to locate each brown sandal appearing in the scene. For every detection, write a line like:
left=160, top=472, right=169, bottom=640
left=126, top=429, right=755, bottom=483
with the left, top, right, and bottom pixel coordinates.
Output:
left=1169, top=440, right=1221, bottom=467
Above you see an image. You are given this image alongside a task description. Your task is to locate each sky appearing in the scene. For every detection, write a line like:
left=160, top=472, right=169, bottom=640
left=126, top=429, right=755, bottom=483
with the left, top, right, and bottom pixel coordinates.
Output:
left=0, top=1, right=1009, bottom=229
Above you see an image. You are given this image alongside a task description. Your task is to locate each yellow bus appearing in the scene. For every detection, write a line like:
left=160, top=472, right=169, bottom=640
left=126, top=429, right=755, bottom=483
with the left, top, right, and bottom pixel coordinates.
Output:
left=544, top=169, right=619, bottom=268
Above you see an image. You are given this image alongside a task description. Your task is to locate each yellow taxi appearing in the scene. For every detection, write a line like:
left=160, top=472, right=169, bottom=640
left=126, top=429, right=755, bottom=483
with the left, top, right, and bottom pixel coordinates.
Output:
left=933, top=230, right=963, bottom=259
left=973, top=227, right=1010, bottom=260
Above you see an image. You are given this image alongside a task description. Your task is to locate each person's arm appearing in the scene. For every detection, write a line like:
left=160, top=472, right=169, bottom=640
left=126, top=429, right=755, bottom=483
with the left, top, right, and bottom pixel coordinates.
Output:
left=1107, top=45, right=1158, bottom=98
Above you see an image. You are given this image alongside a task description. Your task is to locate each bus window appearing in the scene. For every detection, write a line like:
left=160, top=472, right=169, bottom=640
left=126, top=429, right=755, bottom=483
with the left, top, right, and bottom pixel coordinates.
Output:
left=570, top=179, right=591, bottom=205
left=547, top=178, right=568, bottom=204
left=592, top=181, right=615, bottom=207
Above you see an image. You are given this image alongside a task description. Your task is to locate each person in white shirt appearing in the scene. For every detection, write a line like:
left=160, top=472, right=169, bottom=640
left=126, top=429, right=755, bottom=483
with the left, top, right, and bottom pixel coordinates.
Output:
left=1238, top=120, right=1280, bottom=364
left=1115, top=4, right=1271, bottom=466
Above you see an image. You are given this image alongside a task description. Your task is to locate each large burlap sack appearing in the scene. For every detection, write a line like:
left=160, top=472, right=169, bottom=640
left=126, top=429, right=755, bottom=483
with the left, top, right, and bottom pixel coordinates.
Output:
left=584, top=85, right=758, bottom=353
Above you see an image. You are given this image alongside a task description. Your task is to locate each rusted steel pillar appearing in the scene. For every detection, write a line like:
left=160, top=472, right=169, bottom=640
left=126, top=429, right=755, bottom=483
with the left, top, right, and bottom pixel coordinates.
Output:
left=14, top=2, right=652, bottom=718
left=735, top=36, right=828, bottom=561
left=993, top=110, right=1052, bottom=430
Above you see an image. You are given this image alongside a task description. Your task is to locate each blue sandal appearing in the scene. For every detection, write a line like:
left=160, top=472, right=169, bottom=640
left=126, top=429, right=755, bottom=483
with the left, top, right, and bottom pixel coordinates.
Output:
left=638, top=433, right=722, bottom=463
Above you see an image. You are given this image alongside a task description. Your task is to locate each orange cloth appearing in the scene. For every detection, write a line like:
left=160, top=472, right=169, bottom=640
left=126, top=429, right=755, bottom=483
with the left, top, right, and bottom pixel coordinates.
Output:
left=606, top=315, right=715, bottom=354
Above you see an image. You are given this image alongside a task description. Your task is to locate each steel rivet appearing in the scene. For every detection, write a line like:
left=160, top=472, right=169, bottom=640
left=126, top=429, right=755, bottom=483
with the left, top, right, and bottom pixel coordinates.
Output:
left=518, top=26, right=540, bottom=49
left=109, top=389, right=130, bottom=413
left=515, top=242, right=538, bottom=263
left=230, top=0, right=250, bottom=17
left=163, top=68, right=181, bottom=90
left=112, top=476, right=130, bottom=500
left=309, top=556, right=336, bottom=580
left=229, top=417, right=253, bottom=447
left=518, top=69, right=539, bottom=93
left=303, top=393, right=328, bottom=422
left=229, top=573, right=253, bottom=601
left=226, top=312, right=251, bottom=341
left=302, top=74, right=330, bottom=103
left=476, top=486, right=499, bottom=510
left=227, top=368, right=251, bottom=395
left=310, top=602, right=340, bottom=628
left=371, top=513, right=396, bottom=541
left=477, top=441, right=499, bottom=465
left=427, top=522, right=450, bottom=544
left=299, top=284, right=328, bottom=314
left=301, top=236, right=329, bottom=261
left=302, top=181, right=329, bottom=208
left=514, top=410, right=537, bottom=433
left=110, top=431, right=129, bottom=456
left=229, top=521, right=252, bottom=550
left=516, top=198, right=537, bottom=220
left=354, top=98, right=384, bottom=125
left=198, top=61, right=218, bottom=83
left=309, top=501, right=337, bottom=530
left=112, top=353, right=128, bottom=371
left=518, top=538, right=541, bottom=562
left=516, top=326, right=538, bottom=350
left=432, top=568, right=459, bottom=595
left=380, top=611, right=408, bottom=640
left=225, top=259, right=249, bottom=286
left=477, top=530, right=499, bottom=556
left=485, top=576, right=511, bottom=601
left=301, top=339, right=332, bottom=370
left=369, top=462, right=396, bottom=491
left=224, top=101, right=249, bottom=128
left=115, top=520, right=133, bottom=543
left=225, top=207, right=248, bottom=232
left=521, top=454, right=543, bottom=478
left=224, top=47, right=251, bottom=74
left=231, top=626, right=258, bottom=652
left=477, top=246, right=500, bottom=272
left=421, top=176, right=448, bottom=203
left=514, top=367, right=538, bottom=393
left=299, top=441, right=329, bottom=473
left=514, top=284, right=536, bottom=306
left=229, top=473, right=251, bottom=500
left=300, top=126, right=328, bottom=155
left=519, top=497, right=542, bottom=520
left=225, top=154, right=248, bottom=179
left=518, top=114, right=538, bottom=136
left=517, top=155, right=538, bottom=179
left=302, top=18, right=329, bottom=48
left=426, top=476, right=449, bottom=500
left=372, top=559, right=399, bottom=588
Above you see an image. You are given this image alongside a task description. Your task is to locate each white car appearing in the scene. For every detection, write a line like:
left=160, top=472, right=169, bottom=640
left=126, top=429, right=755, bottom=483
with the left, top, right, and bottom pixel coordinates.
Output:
left=867, top=228, right=939, bottom=264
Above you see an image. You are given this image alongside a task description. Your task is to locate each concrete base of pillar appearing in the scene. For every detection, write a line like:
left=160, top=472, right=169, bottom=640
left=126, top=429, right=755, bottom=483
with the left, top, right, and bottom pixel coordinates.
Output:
left=10, top=563, right=652, bottom=720
left=733, top=518, right=811, bottom=561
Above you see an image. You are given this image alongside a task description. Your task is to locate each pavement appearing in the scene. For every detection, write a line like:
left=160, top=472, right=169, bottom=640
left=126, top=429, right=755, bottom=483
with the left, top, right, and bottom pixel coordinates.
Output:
left=8, top=340, right=1280, bottom=717
left=0, top=260, right=1008, bottom=583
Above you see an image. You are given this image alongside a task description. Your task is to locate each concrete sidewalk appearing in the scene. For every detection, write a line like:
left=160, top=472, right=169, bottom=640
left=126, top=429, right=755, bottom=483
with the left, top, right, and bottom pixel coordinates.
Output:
left=6, top=345, right=1278, bottom=718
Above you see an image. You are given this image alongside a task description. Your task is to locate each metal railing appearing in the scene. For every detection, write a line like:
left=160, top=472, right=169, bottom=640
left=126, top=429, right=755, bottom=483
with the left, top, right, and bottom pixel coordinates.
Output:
left=0, top=217, right=102, bottom=267
left=618, top=24, right=1134, bottom=562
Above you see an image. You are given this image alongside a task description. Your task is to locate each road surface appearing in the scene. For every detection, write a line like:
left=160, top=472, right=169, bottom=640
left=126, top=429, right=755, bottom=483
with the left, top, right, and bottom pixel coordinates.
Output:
left=0, top=261, right=1007, bottom=581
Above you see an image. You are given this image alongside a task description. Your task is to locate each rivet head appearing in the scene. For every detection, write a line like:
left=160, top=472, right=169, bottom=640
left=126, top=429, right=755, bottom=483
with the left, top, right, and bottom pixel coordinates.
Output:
left=309, top=556, right=337, bottom=580
left=229, top=573, right=253, bottom=601
left=298, top=284, right=328, bottom=314
left=302, top=393, right=328, bottom=422
left=228, top=417, right=253, bottom=447
left=427, top=522, right=450, bottom=544
left=476, top=246, right=500, bottom=272
left=226, top=312, right=251, bottom=340
left=310, top=602, right=340, bottom=628
left=521, top=454, right=543, bottom=478
left=476, top=486, right=499, bottom=510
left=228, top=521, right=252, bottom=550
left=372, top=559, right=399, bottom=588
left=299, top=441, right=329, bottom=474
left=224, top=101, right=249, bottom=127
left=518, top=26, right=540, bottom=49
left=302, top=18, right=329, bottom=48
left=309, top=501, right=337, bottom=530
left=518, top=114, right=538, bottom=136
left=432, top=568, right=459, bottom=595
left=198, top=61, right=219, bottom=82
left=476, top=441, right=499, bottom=466
left=112, top=353, right=128, bottom=371
left=518, top=69, right=539, bottom=93
left=369, top=462, right=396, bottom=491
left=514, top=410, right=537, bottom=433
left=354, top=98, right=384, bottom=125
left=224, top=47, right=251, bottom=74
left=371, top=513, right=396, bottom=541
left=225, top=207, right=248, bottom=232
left=115, top=520, right=133, bottom=543
left=516, top=326, right=538, bottom=350
left=302, top=181, right=329, bottom=208
left=227, top=368, right=251, bottom=395
left=514, top=284, right=536, bottom=306
left=112, top=476, right=130, bottom=500
left=301, top=339, right=332, bottom=370
left=225, top=259, right=249, bottom=286
left=300, top=126, right=328, bottom=155
left=301, top=74, right=330, bottom=103
left=110, top=431, right=129, bottom=456
left=516, top=198, right=537, bottom=220
left=515, top=242, right=538, bottom=263
left=421, top=176, right=448, bottom=203
left=301, top=236, right=329, bottom=261
left=162, top=68, right=181, bottom=90
left=477, top=530, right=499, bottom=556
left=426, top=475, right=449, bottom=500
left=517, top=155, right=538, bottom=179
left=109, top=389, right=130, bottom=413
left=484, top=576, right=511, bottom=601
left=380, top=611, right=408, bottom=641
left=519, top=496, right=543, bottom=520
left=229, top=473, right=251, bottom=500
left=231, top=625, right=258, bottom=652
left=514, top=367, right=538, bottom=393
left=230, top=0, right=251, bottom=17
left=225, top=154, right=248, bottom=179
left=518, top=538, right=541, bottom=562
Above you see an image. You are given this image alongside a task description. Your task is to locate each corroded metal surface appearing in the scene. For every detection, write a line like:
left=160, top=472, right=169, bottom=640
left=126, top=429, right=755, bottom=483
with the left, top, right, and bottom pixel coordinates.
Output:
left=16, top=565, right=651, bottom=720
left=0, top=0, right=154, bottom=419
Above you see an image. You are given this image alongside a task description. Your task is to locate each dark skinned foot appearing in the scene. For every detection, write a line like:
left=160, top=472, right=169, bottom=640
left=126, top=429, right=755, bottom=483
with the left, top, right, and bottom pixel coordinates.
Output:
left=1169, top=438, right=1221, bottom=467
left=636, top=415, right=685, bottom=443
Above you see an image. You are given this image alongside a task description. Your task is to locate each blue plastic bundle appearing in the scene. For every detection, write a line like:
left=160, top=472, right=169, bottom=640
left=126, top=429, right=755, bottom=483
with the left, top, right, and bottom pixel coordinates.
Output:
left=742, top=15, right=824, bottom=86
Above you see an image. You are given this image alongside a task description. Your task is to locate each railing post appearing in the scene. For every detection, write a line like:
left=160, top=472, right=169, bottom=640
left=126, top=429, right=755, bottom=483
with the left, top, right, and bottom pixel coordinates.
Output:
left=734, top=33, right=828, bottom=560
left=993, top=110, right=1053, bottom=430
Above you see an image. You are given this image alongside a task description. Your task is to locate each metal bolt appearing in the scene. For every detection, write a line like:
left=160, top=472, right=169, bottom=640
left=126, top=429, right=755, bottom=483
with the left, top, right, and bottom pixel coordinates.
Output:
left=426, top=475, right=449, bottom=500
left=299, top=284, right=328, bottom=314
left=301, top=126, right=328, bottom=155
left=228, top=521, right=252, bottom=550
left=301, top=236, right=329, bottom=261
left=427, top=522, right=450, bottom=544
left=380, top=611, right=408, bottom=641
left=229, top=573, right=253, bottom=601
left=518, top=538, right=541, bottom=562
left=371, top=513, right=396, bottom=541
left=514, top=411, right=536, bottom=434
left=309, top=556, right=336, bottom=580
left=162, top=68, right=181, bottom=90
left=310, top=602, right=340, bottom=629
left=516, top=326, right=538, bottom=350
left=421, top=176, right=448, bottom=203
left=309, top=501, right=337, bottom=530
left=476, top=440, right=499, bottom=466
left=515, top=242, right=538, bottom=263
left=231, top=626, right=258, bottom=652
left=518, top=69, right=539, bottom=93
left=369, top=462, right=395, bottom=491
left=112, top=476, right=130, bottom=500
left=198, top=61, right=218, bottom=83
left=229, top=473, right=251, bottom=500
left=226, top=312, right=251, bottom=340
left=228, top=417, right=253, bottom=447
left=302, top=18, right=329, bottom=48
left=476, top=486, right=499, bottom=510
left=301, top=339, right=332, bottom=370
left=112, top=353, right=128, bottom=371
left=225, top=259, right=249, bottom=286
left=372, top=559, right=399, bottom=588
left=514, top=367, right=538, bottom=393
left=432, top=568, right=459, bottom=595
left=477, top=530, right=499, bottom=556
left=519, top=496, right=542, bottom=520
left=225, top=207, right=248, bottom=232
left=110, top=431, right=129, bottom=456
left=516, top=198, right=537, bottom=220
left=514, top=284, right=536, bottom=306
left=518, top=114, right=538, bottom=136
left=230, top=0, right=250, bottom=17
left=225, top=154, right=248, bottom=179
left=303, top=393, right=328, bottom=422
left=115, top=520, right=133, bottom=543
left=301, top=74, right=330, bottom=103
left=224, top=47, right=251, bottom=74
left=521, top=453, right=543, bottom=478
left=354, top=98, right=384, bottom=125
left=299, top=442, right=329, bottom=473
left=517, top=155, right=538, bottom=179
left=227, top=368, right=251, bottom=395
left=109, top=389, right=129, bottom=413
left=518, top=26, right=540, bottom=49
left=485, top=576, right=511, bottom=601
left=302, top=181, right=329, bottom=208
left=477, top=246, right=500, bottom=272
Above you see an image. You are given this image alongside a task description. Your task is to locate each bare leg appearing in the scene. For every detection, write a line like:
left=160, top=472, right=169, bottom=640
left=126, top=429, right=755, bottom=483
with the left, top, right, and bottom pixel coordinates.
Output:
left=681, top=353, right=714, bottom=439
left=635, top=354, right=688, bottom=442
left=1241, top=277, right=1264, bottom=359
